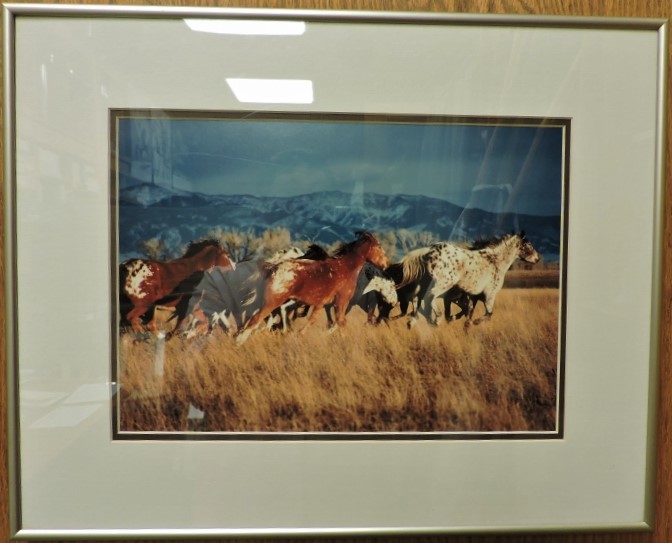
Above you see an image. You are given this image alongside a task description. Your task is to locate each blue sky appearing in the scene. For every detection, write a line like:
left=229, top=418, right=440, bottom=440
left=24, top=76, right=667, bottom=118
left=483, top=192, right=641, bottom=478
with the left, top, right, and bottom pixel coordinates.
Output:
left=117, top=115, right=566, bottom=216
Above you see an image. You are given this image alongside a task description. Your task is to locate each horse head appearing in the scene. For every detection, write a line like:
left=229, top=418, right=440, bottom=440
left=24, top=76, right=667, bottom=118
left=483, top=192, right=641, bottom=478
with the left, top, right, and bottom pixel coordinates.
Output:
left=515, top=232, right=540, bottom=264
left=181, top=239, right=234, bottom=269
left=215, top=247, right=236, bottom=270
left=356, top=231, right=390, bottom=270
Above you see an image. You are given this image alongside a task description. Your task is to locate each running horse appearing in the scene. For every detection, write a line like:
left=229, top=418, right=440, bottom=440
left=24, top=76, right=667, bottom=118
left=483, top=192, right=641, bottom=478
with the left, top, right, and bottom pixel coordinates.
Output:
left=235, top=231, right=389, bottom=343
left=399, top=232, right=539, bottom=327
left=119, top=239, right=235, bottom=334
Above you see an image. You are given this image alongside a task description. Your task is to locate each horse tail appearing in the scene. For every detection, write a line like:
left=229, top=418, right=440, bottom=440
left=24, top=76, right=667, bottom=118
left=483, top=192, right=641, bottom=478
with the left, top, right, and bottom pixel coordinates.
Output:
left=398, top=246, right=432, bottom=288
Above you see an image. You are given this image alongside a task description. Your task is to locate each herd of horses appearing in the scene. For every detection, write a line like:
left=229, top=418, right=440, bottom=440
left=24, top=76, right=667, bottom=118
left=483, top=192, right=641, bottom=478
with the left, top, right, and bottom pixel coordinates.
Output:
left=118, top=230, right=540, bottom=343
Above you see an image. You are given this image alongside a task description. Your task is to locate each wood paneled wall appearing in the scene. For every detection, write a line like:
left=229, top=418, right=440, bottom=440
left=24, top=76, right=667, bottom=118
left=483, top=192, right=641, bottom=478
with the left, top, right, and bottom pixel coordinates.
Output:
left=1, top=1, right=670, bottom=542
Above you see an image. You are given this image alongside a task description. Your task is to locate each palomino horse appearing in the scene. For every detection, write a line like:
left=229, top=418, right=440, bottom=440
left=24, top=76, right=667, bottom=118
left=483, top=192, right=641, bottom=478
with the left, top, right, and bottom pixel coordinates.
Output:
left=119, top=239, right=235, bottom=334
left=235, top=231, right=389, bottom=343
left=399, top=232, right=539, bottom=327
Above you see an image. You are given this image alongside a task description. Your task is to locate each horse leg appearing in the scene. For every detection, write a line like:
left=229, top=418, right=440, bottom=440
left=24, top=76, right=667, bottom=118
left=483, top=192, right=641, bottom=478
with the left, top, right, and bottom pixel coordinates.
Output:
left=267, top=304, right=289, bottom=332
left=407, top=284, right=429, bottom=328
left=184, top=306, right=209, bottom=338
left=332, top=288, right=357, bottom=329
left=265, top=311, right=277, bottom=331
left=418, top=286, right=438, bottom=326
left=281, top=301, right=299, bottom=332
left=377, top=301, right=393, bottom=323
left=236, top=286, right=297, bottom=341
left=126, top=305, right=150, bottom=334
left=280, top=304, right=289, bottom=331
left=448, top=292, right=468, bottom=322
left=214, top=310, right=232, bottom=334
left=366, top=299, right=378, bottom=325
left=298, top=304, right=324, bottom=335
left=470, top=294, right=494, bottom=326
left=324, top=305, right=345, bottom=335
left=235, top=304, right=277, bottom=344
left=189, top=319, right=211, bottom=339
left=324, top=304, right=335, bottom=328
left=472, top=308, right=493, bottom=325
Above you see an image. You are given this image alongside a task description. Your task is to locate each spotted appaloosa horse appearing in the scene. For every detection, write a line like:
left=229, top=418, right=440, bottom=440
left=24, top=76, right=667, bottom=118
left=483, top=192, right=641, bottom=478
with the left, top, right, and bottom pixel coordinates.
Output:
left=377, top=262, right=477, bottom=325
left=119, top=239, right=235, bottom=334
left=235, top=231, right=390, bottom=343
left=399, top=232, right=539, bottom=327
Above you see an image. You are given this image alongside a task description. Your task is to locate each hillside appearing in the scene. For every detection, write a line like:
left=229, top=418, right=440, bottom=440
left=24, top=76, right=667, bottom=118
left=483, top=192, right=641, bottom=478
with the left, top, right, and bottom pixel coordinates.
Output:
left=117, top=184, right=562, bottom=261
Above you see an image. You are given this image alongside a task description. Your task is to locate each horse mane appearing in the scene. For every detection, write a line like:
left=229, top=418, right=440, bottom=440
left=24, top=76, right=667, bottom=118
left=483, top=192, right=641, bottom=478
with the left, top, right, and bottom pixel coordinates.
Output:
left=333, top=231, right=376, bottom=257
left=399, top=245, right=433, bottom=286
left=468, top=236, right=505, bottom=250
left=302, top=244, right=329, bottom=260
left=468, top=231, right=527, bottom=251
left=182, top=238, right=221, bottom=258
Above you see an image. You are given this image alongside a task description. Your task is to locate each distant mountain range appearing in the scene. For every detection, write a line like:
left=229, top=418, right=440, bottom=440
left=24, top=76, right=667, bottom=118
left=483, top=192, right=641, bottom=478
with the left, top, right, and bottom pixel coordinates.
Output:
left=117, top=183, right=562, bottom=262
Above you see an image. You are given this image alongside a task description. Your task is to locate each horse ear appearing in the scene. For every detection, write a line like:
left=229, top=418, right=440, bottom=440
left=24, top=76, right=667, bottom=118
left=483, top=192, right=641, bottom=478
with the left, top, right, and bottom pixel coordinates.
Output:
left=355, top=230, right=372, bottom=240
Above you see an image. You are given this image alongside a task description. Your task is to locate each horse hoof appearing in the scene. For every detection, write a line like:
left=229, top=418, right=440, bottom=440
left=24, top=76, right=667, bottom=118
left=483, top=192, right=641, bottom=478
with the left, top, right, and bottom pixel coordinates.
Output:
left=235, top=329, right=252, bottom=345
left=327, top=326, right=338, bottom=335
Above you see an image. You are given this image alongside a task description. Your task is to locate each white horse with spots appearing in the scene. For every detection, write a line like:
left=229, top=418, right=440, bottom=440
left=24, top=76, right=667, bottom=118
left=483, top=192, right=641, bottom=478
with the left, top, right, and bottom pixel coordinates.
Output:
left=400, top=232, right=540, bottom=327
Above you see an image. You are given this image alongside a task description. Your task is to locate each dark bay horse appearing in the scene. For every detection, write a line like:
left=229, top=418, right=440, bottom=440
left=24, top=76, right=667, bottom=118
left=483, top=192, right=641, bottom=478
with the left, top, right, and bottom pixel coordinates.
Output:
left=235, top=231, right=389, bottom=343
left=399, top=232, right=539, bottom=327
left=119, top=239, right=235, bottom=334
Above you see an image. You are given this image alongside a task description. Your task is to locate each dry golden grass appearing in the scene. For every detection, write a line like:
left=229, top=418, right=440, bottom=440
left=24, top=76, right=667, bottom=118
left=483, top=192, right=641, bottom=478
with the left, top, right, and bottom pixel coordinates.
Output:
left=118, top=288, right=560, bottom=435
left=504, top=269, right=560, bottom=288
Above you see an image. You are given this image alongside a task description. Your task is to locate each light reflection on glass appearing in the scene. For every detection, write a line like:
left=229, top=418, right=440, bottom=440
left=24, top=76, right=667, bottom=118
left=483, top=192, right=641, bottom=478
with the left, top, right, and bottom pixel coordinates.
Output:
left=184, top=19, right=305, bottom=36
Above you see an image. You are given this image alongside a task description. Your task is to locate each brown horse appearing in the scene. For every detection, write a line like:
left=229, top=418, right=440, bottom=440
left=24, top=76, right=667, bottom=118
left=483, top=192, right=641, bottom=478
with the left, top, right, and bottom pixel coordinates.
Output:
left=119, top=239, right=235, bottom=334
left=235, top=231, right=389, bottom=343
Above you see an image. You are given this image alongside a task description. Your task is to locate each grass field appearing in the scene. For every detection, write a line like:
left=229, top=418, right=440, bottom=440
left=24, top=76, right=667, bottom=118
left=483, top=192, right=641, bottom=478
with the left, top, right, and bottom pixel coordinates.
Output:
left=117, top=283, right=562, bottom=436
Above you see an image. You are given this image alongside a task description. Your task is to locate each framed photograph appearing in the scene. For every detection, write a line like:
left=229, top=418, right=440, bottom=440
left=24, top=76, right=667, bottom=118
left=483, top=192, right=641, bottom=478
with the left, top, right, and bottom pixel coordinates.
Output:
left=4, top=4, right=667, bottom=538
left=112, top=110, right=569, bottom=440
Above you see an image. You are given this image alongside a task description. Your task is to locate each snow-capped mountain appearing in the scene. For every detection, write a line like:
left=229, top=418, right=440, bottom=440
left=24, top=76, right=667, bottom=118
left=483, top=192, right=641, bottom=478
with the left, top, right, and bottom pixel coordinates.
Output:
left=117, top=183, right=562, bottom=261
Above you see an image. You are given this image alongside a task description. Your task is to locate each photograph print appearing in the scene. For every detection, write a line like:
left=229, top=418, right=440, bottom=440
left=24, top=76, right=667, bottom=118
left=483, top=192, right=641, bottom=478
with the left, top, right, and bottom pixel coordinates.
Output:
left=112, top=110, right=568, bottom=439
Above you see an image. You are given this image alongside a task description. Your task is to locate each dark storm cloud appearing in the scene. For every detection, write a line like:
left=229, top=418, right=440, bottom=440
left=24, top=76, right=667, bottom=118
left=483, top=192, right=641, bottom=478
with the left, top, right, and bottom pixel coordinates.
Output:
left=118, top=116, right=565, bottom=216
